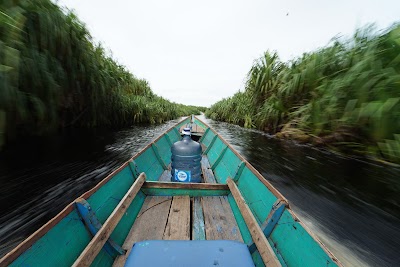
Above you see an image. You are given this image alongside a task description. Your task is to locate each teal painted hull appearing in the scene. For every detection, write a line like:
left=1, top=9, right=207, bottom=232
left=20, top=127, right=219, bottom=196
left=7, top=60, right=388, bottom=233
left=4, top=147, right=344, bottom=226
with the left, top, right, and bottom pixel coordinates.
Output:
left=0, top=116, right=341, bottom=267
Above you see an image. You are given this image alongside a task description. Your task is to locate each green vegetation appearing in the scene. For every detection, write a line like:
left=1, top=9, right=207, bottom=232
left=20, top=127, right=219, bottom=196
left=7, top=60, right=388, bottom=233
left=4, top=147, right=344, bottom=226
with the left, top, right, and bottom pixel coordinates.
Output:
left=0, top=0, right=203, bottom=146
left=206, top=24, right=400, bottom=163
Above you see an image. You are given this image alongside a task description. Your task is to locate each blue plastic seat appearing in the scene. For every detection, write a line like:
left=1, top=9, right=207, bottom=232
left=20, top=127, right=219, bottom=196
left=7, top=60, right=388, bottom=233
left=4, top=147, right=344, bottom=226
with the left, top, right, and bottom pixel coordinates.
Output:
left=124, top=240, right=255, bottom=267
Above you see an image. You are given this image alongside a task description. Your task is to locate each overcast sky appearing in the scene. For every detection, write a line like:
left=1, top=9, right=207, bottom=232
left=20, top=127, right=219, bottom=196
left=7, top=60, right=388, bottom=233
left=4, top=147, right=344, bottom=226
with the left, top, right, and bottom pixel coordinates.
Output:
left=56, top=0, right=399, bottom=107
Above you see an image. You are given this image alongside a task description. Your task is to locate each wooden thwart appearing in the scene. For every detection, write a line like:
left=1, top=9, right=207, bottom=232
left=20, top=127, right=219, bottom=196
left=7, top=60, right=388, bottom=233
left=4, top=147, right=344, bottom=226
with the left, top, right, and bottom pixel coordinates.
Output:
left=227, top=178, right=282, bottom=267
left=179, top=124, right=205, bottom=135
left=72, top=173, right=146, bottom=267
left=143, top=181, right=227, bottom=190
left=142, top=181, right=229, bottom=196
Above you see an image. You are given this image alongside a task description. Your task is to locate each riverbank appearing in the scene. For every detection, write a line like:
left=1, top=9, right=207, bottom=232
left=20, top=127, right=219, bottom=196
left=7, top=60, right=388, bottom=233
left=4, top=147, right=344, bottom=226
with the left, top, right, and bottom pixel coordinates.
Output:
left=1, top=117, right=400, bottom=266
left=275, top=125, right=400, bottom=167
left=202, top=116, right=400, bottom=267
left=0, top=0, right=205, bottom=149
left=206, top=23, right=400, bottom=164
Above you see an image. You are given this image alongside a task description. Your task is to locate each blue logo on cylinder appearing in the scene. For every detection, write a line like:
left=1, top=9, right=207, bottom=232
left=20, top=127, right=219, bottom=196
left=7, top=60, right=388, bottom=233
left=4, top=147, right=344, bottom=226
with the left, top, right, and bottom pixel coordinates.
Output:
left=175, top=169, right=191, bottom=182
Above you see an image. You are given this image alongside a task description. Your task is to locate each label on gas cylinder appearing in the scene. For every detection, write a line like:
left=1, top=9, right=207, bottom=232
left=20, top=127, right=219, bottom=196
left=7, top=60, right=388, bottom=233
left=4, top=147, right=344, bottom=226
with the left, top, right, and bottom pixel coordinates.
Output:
left=174, top=169, right=191, bottom=182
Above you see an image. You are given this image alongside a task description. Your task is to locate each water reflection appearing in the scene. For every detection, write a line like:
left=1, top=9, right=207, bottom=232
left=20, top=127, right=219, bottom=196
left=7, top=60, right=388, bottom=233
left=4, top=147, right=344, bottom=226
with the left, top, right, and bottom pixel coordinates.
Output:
left=200, top=116, right=400, bottom=267
left=1, top=117, right=399, bottom=266
left=0, top=120, right=179, bottom=257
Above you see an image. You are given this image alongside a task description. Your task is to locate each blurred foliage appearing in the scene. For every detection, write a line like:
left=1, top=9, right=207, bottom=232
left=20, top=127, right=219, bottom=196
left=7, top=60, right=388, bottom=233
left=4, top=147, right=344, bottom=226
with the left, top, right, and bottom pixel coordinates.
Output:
left=0, top=0, right=204, bottom=145
left=206, top=24, right=400, bottom=163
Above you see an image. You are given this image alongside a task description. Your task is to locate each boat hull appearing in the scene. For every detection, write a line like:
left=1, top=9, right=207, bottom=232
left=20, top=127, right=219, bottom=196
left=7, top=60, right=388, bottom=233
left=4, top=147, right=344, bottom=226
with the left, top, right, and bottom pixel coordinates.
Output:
left=0, top=116, right=341, bottom=267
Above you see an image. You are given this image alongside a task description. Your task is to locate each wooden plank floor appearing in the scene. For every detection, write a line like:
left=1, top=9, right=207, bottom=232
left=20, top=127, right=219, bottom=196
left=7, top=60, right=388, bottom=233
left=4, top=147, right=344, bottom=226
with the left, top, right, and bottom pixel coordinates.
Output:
left=114, top=155, right=243, bottom=266
left=125, top=195, right=242, bottom=241
left=112, top=196, right=172, bottom=266
left=192, top=197, right=206, bottom=240
left=123, top=155, right=242, bottom=242
left=163, top=196, right=190, bottom=240
left=125, top=196, right=172, bottom=242
left=200, top=155, right=243, bottom=241
left=158, top=169, right=171, bottom=182
left=202, top=196, right=243, bottom=241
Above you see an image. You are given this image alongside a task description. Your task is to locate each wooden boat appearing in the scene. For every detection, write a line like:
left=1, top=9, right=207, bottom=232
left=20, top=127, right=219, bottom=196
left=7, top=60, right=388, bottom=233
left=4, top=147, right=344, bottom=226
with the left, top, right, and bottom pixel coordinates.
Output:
left=0, top=116, right=341, bottom=267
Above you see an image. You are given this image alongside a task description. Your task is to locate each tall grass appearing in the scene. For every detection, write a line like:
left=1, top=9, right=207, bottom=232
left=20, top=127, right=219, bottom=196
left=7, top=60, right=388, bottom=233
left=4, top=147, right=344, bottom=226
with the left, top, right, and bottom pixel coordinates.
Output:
left=0, top=0, right=203, bottom=145
left=206, top=24, right=400, bottom=163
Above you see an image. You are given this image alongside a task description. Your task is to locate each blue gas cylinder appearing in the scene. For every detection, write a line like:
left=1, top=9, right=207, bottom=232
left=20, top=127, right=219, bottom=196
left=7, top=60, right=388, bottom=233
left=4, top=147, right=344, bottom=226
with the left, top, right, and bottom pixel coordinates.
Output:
left=171, top=127, right=202, bottom=183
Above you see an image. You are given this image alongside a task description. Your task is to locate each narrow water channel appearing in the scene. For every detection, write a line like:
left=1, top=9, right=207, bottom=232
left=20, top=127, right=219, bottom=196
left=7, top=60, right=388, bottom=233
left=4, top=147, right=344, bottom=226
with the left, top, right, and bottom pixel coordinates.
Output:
left=0, top=120, right=178, bottom=257
left=201, top=116, right=400, bottom=267
left=0, top=116, right=399, bottom=266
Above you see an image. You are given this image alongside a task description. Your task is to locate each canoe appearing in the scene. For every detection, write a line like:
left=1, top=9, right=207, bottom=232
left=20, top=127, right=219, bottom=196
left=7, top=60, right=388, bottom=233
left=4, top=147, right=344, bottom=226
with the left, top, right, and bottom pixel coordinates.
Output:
left=0, top=116, right=341, bottom=267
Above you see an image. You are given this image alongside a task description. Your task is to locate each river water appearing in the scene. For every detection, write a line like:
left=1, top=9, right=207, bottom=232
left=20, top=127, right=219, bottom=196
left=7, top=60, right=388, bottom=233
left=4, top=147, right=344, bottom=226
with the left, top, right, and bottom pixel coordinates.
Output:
left=0, top=116, right=399, bottom=266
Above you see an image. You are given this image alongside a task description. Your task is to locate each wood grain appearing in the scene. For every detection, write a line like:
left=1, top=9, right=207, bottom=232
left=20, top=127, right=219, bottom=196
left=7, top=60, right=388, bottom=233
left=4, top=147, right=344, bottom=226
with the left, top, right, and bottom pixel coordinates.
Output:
left=202, top=168, right=216, bottom=184
left=179, top=124, right=205, bottom=134
left=0, top=118, right=189, bottom=266
left=163, top=196, right=190, bottom=240
left=227, top=178, right=281, bottom=267
left=200, top=157, right=242, bottom=241
left=201, top=155, right=216, bottom=184
left=202, top=196, right=243, bottom=241
left=72, top=173, right=146, bottom=267
left=192, top=197, right=206, bottom=240
left=143, top=181, right=227, bottom=190
left=112, top=196, right=172, bottom=267
left=158, top=169, right=171, bottom=182
left=201, top=155, right=211, bottom=169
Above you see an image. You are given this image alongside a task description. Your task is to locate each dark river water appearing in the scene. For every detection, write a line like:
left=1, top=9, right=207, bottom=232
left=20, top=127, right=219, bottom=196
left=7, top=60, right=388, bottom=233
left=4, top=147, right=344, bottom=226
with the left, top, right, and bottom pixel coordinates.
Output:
left=1, top=116, right=399, bottom=266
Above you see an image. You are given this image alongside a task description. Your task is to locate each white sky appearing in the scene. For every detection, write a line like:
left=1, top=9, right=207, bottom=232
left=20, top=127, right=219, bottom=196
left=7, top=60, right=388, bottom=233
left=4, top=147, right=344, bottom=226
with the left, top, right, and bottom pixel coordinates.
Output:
left=56, top=0, right=399, bottom=107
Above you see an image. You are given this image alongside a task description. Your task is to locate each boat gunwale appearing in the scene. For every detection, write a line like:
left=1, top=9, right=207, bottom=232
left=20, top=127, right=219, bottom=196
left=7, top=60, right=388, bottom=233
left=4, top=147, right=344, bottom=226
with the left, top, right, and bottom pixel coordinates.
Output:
left=0, top=117, right=191, bottom=266
left=195, top=116, right=342, bottom=266
left=194, top=116, right=287, bottom=202
left=1, top=115, right=342, bottom=266
left=285, top=208, right=342, bottom=265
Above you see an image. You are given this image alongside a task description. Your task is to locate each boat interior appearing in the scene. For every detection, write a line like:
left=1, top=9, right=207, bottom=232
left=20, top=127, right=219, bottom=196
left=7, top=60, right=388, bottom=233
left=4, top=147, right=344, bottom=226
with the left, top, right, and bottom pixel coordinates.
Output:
left=1, top=116, right=340, bottom=267
left=110, top=123, right=253, bottom=266
left=74, top=119, right=280, bottom=267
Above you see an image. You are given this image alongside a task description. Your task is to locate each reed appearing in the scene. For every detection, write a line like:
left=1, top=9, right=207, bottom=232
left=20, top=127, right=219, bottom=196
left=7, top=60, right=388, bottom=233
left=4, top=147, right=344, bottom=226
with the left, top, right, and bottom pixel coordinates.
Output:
left=0, top=0, right=203, bottom=146
left=206, top=24, right=400, bottom=163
